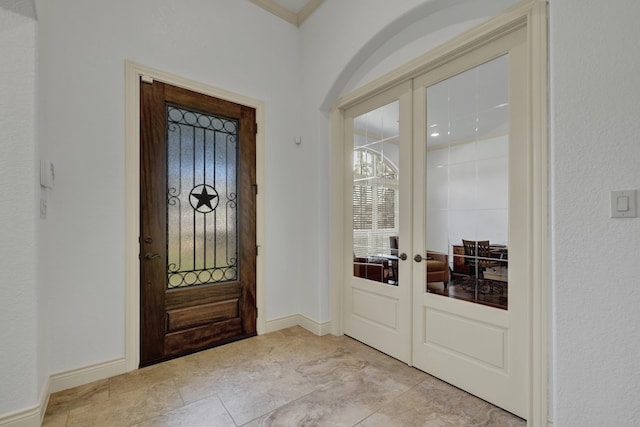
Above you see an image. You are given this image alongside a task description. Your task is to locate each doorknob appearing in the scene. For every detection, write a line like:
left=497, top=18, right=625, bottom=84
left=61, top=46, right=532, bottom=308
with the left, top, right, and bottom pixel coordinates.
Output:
left=398, top=253, right=407, bottom=261
left=144, top=253, right=161, bottom=260
left=414, top=254, right=423, bottom=262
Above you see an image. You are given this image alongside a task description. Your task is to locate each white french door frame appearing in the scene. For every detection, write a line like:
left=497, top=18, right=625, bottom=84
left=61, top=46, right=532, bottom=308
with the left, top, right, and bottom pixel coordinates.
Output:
left=329, top=1, right=547, bottom=425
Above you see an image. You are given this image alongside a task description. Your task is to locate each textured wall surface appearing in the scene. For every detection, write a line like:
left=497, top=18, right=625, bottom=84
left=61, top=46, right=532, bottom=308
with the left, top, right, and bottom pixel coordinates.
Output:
left=549, top=0, right=640, bottom=425
left=0, top=6, right=38, bottom=413
left=34, top=0, right=300, bottom=375
left=5, top=0, right=639, bottom=423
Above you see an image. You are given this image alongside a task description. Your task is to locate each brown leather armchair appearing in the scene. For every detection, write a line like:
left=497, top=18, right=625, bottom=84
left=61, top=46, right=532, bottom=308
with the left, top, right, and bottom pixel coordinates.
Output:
left=426, top=251, right=449, bottom=288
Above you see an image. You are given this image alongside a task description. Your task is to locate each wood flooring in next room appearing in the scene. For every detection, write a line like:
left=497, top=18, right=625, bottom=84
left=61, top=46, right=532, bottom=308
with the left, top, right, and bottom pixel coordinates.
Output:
left=428, top=277, right=509, bottom=310
left=43, top=326, right=524, bottom=426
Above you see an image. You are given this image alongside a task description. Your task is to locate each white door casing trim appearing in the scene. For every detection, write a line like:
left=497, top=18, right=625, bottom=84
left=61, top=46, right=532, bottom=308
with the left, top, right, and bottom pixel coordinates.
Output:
left=124, top=61, right=266, bottom=372
left=329, top=0, right=547, bottom=425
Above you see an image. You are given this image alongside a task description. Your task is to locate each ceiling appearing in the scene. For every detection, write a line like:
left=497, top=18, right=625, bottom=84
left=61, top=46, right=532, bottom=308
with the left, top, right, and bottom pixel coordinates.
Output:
left=249, top=0, right=324, bottom=26
left=0, top=0, right=36, bottom=19
left=249, top=0, right=508, bottom=149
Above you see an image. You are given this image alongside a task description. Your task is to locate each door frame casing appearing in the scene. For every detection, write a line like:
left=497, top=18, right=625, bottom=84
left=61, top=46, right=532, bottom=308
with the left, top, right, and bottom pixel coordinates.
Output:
left=124, top=61, right=266, bottom=372
left=329, top=1, right=547, bottom=425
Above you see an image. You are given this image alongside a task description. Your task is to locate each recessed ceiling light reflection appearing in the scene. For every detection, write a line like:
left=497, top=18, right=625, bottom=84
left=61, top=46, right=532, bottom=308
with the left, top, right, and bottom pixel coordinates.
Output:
left=430, top=132, right=440, bottom=137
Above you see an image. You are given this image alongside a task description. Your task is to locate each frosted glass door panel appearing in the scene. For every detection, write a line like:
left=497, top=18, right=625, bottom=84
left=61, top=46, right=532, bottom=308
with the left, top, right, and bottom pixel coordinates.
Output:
left=166, top=105, right=238, bottom=289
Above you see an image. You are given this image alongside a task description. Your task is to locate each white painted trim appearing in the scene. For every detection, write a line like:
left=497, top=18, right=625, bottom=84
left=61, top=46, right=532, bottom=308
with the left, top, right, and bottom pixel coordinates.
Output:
left=297, top=315, right=332, bottom=336
left=0, top=375, right=50, bottom=427
left=124, top=61, right=267, bottom=372
left=329, top=1, right=548, bottom=425
left=0, top=358, right=125, bottom=427
left=249, top=0, right=324, bottom=26
left=264, top=314, right=332, bottom=336
left=49, top=358, right=126, bottom=393
left=297, top=0, right=324, bottom=25
left=334, top=1, right=531, bottom=111
left=38, top=377, right=51, bottom=426
left=0, top=405, right=40, bottom=427
left=528, top=2, right=549, bottom=426
left=250, top=0, right=297, bottom=25
left=329, top=106, right=344, bottom=337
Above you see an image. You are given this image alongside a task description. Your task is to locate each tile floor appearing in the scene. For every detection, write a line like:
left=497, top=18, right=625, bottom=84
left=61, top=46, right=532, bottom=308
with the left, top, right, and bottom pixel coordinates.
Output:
left=42, top=327, right=525, bottom=426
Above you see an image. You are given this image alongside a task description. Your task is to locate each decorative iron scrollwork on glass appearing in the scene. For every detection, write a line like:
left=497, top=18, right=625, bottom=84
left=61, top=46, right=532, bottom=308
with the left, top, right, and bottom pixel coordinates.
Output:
left=166, top=104, right=239, bottom=289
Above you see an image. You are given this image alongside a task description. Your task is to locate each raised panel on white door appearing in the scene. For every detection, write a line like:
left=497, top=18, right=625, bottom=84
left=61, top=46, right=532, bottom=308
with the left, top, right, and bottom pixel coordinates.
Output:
left=424, top=308, right=507, bottom=370
left=413, top=25, right=529, bottom=418
left=352, top=284, right=399, bottom=330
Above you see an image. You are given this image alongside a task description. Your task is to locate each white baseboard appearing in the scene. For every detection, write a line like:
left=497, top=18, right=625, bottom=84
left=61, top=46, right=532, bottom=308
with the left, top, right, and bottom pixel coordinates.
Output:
left=263, top=313, right=332, bottom=336
left=0, top=406, right=40, bottom=427
left=49, top=358, right=126, bottom=393
left=0, top=375, right=50, bottom=427
left=0, top=358, right=126, bottom=427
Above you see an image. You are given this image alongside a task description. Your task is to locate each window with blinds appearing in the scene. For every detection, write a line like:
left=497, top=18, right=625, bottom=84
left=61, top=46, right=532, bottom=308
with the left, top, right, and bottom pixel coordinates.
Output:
left=353, top=148, right=398, bottom=257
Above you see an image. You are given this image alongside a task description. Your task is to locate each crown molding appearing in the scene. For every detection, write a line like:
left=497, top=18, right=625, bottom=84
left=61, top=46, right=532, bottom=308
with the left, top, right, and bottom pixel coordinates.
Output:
left=297, top=0, right=324, bottom=25
left=249, top=0, right=324, bottom=26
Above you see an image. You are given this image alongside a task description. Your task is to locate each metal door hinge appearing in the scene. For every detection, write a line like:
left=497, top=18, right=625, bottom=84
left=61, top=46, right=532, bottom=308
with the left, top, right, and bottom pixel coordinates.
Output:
left=255, top=123, right=258, bottom=134
left=252, top=184, right=258, bottom=195
left=256, top=245, right=260, bottom=256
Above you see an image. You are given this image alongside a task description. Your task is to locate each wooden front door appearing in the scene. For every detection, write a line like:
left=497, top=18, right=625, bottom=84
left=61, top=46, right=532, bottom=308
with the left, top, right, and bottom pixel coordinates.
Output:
left=140, top=79, right=257, bottom=367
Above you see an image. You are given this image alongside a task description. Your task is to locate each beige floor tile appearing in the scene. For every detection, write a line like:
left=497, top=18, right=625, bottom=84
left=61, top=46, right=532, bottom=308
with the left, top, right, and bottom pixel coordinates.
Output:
left=214, top=359, right=319, bottom=425
left=45, top=378, right=110, bottom=416
left=132, top=396, right=236, bottom=427
left=243, top=376, right=377, bottom=426
left=467, top=405, right=526, bottom=426
left=40, top=327, right=526, bottom=427
left=109, top=362, right=173, bottom=396
left=67, top=379, right=183, bottom=427
left=358, top=376, right=488, bottom=427
left=172, top=354, right=235, bottom=404
left=246, top=359, right=421, bottom=427
left=41, top=411, right=69, bottom=427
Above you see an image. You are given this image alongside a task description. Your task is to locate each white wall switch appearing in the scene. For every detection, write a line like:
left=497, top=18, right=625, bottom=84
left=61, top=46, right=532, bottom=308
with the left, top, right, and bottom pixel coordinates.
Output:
left=611, top=190, right=637, bottom=218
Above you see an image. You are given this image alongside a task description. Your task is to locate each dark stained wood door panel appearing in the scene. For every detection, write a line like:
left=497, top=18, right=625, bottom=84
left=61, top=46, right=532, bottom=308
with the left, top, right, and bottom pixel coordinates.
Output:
left=140, top=80, right=256, bottom=367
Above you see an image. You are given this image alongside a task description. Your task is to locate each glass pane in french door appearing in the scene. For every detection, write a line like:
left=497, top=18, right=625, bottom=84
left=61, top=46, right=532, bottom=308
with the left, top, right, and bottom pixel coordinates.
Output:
left=352, top=100, right=400, bottom=286
left=425, top=55, right=509, bottom=309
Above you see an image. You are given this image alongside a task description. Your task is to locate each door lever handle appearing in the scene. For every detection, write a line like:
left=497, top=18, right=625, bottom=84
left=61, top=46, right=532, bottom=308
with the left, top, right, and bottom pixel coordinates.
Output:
left=398, top=253, right=408, bottom=261
left=144, top=253, right=161, bottom=260
left=414, top=254, right=423, bottom=263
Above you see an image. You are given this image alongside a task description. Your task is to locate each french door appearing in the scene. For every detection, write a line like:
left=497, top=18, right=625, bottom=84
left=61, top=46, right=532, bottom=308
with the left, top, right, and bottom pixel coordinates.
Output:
left=343, top=23, right=531, bottom=418
left=343, top=82, right=413, bottom=363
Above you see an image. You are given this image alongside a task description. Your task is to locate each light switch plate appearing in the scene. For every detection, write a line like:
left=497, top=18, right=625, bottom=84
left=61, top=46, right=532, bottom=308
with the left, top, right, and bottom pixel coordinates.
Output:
left=611, top=190, right=637, bottom=218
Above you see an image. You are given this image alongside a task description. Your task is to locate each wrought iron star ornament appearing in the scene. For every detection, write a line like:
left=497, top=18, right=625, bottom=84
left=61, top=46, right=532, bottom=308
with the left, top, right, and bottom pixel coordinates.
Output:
left=189, top=185, right=219, bottom=213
